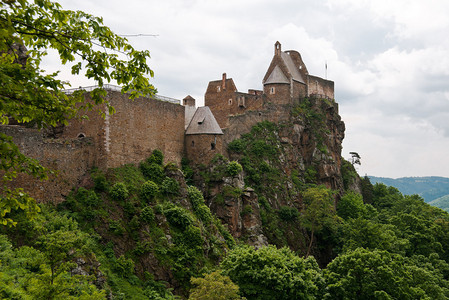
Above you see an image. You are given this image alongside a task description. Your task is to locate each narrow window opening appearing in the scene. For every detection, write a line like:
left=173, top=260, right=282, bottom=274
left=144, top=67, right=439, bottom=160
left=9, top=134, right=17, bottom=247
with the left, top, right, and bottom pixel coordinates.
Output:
left=191, top=140, right=195, bottom=147
left=270, top=87, right=275, bottom=94
left=211, top=143, right=216, bottom=150
left=217, top=86, right=221, bottom=92
left=228, top=99, right=232, bottom=105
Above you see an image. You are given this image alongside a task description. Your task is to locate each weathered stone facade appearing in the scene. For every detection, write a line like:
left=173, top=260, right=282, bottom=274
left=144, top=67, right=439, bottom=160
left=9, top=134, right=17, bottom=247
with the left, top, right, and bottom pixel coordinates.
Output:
left=62, top=91, right=185, bottom=169
left=0, top=125, right=96, bottom=204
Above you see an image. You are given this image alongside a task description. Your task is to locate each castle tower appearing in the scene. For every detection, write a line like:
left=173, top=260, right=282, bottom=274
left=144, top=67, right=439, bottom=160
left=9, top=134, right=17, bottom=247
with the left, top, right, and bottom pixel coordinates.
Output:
left=183, top=95, right=196, bottom=129
left=185, top=106, right=223, bottom=164
left=262, top=41, right=307, bottom=104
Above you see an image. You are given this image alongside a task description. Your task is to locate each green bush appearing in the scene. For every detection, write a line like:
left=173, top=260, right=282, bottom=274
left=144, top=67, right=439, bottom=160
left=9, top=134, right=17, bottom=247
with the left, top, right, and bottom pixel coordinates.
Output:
left=109, top=220, right=125, bottom=235
left=183, top=225, right=203, bottom=247
left=109, top=182, right=129, bottom=201
left=227, top=139, right=245, bottom=153
left=140, top=180, right=159, bottom=202
left=140, top=162, right=165, bottom=184
left=140, top=206, right=155, bottom=224
left=93, top=174, right=108, bottom=192
left=161, top=177, right=180, bottom=196
left=195, top=205, right=212, bottom=224
left=187, top=185, right=205, bottom=209
left=147, top=149, right=164, bottom=165
left=226, top=161, right=243, bottom=176
left=75, top=187, right=100, bottom=207
left=114, top=255, right=135, bottom=278
left=278, top=206, right=299, bottom=222
left=164, top=206, right=193, bottom=228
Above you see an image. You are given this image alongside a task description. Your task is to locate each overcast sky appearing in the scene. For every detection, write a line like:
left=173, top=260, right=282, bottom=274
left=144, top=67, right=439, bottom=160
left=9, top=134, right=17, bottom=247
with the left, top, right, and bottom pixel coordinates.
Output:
left=44, top=0, right=449, bottom=178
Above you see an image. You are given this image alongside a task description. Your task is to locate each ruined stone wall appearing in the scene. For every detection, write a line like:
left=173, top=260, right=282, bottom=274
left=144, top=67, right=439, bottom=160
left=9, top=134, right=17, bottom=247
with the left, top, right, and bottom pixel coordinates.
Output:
left=185, top=134, right=223, bottom=165
left=307, top=75, right=334, bottom=99
left=1, top=125, right=96, bottom=204
left=63, top=91, right=185, bottom=168
left=105, top=92, right=185, bottom=168
left=222, top=104, right=291, bottom=146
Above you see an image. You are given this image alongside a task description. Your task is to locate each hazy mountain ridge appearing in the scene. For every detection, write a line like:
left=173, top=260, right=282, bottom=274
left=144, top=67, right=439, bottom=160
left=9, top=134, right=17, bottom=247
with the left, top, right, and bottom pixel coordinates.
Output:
left=369, top=176, right=449, bottom=202
left=429, top=195, right=449, bottom=212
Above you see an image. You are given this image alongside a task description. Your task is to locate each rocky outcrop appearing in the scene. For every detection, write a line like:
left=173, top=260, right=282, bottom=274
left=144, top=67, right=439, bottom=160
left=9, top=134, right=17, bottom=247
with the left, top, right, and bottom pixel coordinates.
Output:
left=193, top=157, right=268, bottom=248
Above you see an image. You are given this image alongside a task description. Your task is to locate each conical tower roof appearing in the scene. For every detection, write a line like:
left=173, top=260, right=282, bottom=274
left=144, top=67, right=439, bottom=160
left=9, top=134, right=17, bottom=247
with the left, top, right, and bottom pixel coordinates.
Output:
left=185, top=106, right=223, bottom=135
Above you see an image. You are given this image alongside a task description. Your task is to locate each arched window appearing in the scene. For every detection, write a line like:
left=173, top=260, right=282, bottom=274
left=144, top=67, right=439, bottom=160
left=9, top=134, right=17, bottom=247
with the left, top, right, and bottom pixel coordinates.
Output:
left=191, top=140, right=195, bottom=147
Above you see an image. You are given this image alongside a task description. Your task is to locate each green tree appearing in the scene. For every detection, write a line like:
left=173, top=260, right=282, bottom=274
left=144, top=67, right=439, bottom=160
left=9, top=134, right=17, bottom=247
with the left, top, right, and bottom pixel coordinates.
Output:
left=220, top=245, right=325, bottom=300
left=189, top=271, right=244, bottom=300
left=301, top=186, right=339, bottom=257
left=325, top=247, right=449, bottom=299
left=336, top=191, right=367, bottom=220
left=0, top=0, right=156, bottom=225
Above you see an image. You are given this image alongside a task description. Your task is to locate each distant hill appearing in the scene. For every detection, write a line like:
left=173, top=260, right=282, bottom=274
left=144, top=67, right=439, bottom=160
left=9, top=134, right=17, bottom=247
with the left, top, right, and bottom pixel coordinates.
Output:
left=429, top=195, right=449, bottom=212
left=369, top=176, right=449, bottom=203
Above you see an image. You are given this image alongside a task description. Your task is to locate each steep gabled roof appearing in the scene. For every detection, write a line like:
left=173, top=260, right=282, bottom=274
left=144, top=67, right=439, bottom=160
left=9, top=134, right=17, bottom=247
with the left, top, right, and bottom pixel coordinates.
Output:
left=264, top=65, right=290, bottom=84
left=263, top=42, right=306, bottom=85
left=185, top=106, right=223, bottom=135
left=281, top=52, right=305, bottom=84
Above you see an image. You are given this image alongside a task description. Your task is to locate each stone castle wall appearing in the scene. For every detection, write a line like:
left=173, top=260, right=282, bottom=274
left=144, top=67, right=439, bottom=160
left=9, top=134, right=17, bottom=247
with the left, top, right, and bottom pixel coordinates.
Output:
left=0, top=125, right=96, bottom=204
left=3, top=91, right=186, bottom=204
left=307, top=75, right=334, bottom=99
left=62, top=91, right=185, bottom=169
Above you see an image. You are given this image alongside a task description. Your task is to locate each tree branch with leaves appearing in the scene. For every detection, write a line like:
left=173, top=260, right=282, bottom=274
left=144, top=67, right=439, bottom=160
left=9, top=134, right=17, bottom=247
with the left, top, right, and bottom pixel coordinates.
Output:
left=0, top=0, right=157, bottom=225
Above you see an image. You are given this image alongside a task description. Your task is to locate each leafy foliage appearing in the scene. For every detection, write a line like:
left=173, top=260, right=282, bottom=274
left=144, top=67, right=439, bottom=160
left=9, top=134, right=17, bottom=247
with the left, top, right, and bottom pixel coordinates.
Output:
left=189, top=271, right=243, bottom=300
left=325, top=247, right=449, bottom=299
left=109, top=182, right=129, bottom=201
left=0, top=0, right=156, bottom=225
left=221, top=245, right=325, bottom=300
left=140, top=180, right=159, bottom=202
left=226, top=161, right=243, bottom=176
left=161, top=177, right=180, bottom=196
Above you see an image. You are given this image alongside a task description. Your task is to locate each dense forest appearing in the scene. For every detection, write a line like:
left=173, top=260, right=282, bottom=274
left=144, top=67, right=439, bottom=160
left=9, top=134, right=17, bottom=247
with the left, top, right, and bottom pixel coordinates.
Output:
left=2, top=148, right=449, bottom=299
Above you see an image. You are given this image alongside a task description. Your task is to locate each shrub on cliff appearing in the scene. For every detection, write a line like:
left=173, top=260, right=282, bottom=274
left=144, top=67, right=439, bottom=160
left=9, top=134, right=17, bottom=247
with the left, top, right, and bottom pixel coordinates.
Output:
left=227, top=161, right=243, bottom=177
left=140, top=206, right=155, bottom=224
left=140, top=180, right=159, bottom=202
left=187, top=186, right=212, bottom=223
left=110, top=182, right=129, bottom=201
left=163, top=205, right=193, bottom=229
left=278, top=206, right=299, bottom=222
left=147, top=149, right=164, bottom=165
left=161, top=177, right=180, bottom=196
left=140, top=161, right=165, bottom=184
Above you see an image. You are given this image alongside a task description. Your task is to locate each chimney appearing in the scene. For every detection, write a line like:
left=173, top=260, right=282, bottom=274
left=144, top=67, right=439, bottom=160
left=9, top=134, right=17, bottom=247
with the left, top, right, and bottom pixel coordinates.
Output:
left=275, top=41, right=281, bottom=56
left=222, top=73, right=226, bottom=90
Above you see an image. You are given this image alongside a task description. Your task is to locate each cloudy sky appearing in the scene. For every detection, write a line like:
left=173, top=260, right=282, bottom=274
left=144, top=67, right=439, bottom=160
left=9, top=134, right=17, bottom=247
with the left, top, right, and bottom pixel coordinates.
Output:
left=44, top=0, right=449, bottom=178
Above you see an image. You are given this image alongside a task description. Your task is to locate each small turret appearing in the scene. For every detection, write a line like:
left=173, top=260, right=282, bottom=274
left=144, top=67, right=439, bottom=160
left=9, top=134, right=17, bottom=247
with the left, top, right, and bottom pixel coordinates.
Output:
left=275, top=41, right=281, bottom=56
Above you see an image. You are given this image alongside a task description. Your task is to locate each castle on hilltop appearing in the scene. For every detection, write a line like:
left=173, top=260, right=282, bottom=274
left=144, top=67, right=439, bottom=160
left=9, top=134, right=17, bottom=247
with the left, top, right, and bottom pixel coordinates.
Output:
left=1, top=42, right=335, bottom=203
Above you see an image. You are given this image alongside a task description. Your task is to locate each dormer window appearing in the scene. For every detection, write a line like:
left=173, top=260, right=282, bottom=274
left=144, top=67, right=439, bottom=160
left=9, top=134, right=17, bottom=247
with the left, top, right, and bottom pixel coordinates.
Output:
left=198, top=115, right=205, bottom=125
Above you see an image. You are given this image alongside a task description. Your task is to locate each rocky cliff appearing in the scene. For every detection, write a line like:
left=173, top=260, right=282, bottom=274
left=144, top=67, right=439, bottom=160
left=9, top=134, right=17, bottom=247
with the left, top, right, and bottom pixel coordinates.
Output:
left=190, top=97, right=346, bottom=262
